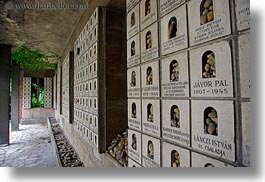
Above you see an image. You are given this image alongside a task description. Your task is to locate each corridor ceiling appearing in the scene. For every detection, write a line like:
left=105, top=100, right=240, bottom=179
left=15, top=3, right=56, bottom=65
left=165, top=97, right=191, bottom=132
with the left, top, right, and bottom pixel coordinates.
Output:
left=0, top=0, right=125, bottom=62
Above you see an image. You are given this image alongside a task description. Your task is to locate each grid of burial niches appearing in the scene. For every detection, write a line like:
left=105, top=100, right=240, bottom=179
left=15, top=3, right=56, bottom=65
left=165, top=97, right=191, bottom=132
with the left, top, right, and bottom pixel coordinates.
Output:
left=73, top=8, right=100, bottom=151
left=126, top=0, right=250, bottom=167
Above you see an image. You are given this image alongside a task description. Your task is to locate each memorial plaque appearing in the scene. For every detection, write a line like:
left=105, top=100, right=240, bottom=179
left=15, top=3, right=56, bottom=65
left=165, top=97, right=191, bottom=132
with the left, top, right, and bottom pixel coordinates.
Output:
left=162, top=100, right=190, bottom=146
left=140, top=0, right=158, bottom=30
left=128, top=99, right=142, bottom=131
left=161, top=5, right=188, bottom=55
left=128, top=158, right=142, bottom=167
left=160, top=0, right=186, bottom=17
left=192, top=152, right=232, bottom=167
left=141, top=23, right=159, bottom=63
left=142, top=134, right=161, bottom=167
left=127, top=4, right=140, bottom=39
left=142, top=99, right=161, bottom=137
left=127, top=34, right=141, bottom=68
left=238, top=34, right=250, bottom=98
left=235, top=0, right=250, bottom=31
left=190, top=41, right=233, bottom=98
left=128, top=129, right=142, bottom=164
left=242, top=102, right=250, bottom=167
left=162, top=142, right=190, bottom=167
left=127, top=0, right=139, bottom=13
left=188, top=0, right=231, bottom=46
left=141, top=60, right=160, bottom=98
left=161, top=52, right=189, bottom=98
left=127, top=66, right=141, bottom=98
left=192, top=100, right=235, bottom=161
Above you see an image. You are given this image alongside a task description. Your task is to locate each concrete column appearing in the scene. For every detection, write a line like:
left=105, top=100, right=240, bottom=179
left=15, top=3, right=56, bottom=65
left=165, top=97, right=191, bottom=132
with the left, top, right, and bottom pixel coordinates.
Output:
left=0, top=45, right=11, bottom=145
left=11, top=61, right=20, bottom=131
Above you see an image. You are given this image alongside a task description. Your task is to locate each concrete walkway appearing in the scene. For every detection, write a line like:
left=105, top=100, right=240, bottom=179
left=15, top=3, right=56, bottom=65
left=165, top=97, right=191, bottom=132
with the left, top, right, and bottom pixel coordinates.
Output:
left=0, top=124, right=57, bottom=167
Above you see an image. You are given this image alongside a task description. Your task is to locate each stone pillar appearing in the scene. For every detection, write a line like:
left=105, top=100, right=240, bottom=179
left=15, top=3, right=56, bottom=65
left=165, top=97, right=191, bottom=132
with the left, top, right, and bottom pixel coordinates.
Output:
left=0, top=45, right=11, bottom=145
left=11, top=61, right=20, bottom=131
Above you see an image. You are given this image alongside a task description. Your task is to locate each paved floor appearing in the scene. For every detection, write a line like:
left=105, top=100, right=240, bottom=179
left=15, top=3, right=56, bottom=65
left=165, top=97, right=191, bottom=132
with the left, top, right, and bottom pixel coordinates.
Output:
left=0, top=124, right=57, bottom=167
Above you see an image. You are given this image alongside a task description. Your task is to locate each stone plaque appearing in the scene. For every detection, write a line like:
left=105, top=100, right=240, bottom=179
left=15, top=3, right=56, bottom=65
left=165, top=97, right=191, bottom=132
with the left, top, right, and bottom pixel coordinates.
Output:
left=161, top=52, right=189, bottom=98
left=190, top=41, right=233, bottom=98
left=128, top=129, right=142, bottom=164
left=142, top=99, right=161, bottom=137
left=242, top=102, right=250, bottom=167
left=127, top=4, right=140, bottom=39
left=127, top=34, right=141, bottom=68
left=160, top=0, right=186, bottom=17
left=127, top=66, right=141, bottom=98
left=235, top=0, right=250, bottom=31
left=140, top=0, right=158, bottom=30
left=128, top=99, right=142, bottom=131
left=141, top=60, right=160, bottom=98
left=162, top=142, right=190, bottom=167
left=128, top=158, right=142, bottom=167
left=127, top=0, right=139, bottom=12
left=188, top=0, right=231, bottom=46
left=142, top=134, right=161, bottom=167
left=239, top=34, right=250, bottom=98
left=161, top=5, right=188, bottom=55
left=192, top=100, right=235, bottom=161
left=141, top=23, right=159, bottom=63
left=162, top=100, right=190, bottom=146
left=192, top=152, right=232, bottom=167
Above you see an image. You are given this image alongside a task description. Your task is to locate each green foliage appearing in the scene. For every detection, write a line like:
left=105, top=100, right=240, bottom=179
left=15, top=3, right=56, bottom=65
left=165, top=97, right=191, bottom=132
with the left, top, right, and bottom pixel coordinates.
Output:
left=12, top=46, right=59, bottom=70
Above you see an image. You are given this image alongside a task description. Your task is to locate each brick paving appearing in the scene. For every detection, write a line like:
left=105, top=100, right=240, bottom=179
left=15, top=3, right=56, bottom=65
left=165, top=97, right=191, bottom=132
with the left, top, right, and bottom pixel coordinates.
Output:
left=0, top=124, right=57, bottom=167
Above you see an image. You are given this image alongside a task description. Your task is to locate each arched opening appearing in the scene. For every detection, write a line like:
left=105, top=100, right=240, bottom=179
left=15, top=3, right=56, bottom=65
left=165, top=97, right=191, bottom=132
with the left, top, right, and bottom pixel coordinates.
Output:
left=131, top=12, right=136, bottom=27
left=202, top=51, right=216, bottom=79
left=131, top=41, right=136, bottom=56
left=170, top=60, right=179, bottom=82
left=170, top=105, right=180, bottom=128
left=147, top=140, right=154, bottom=160
left=147, top=103, right=153, bottom=123
left=130, top=71, right=136, bottom=87
left=146, top=31, right=152, bottom=49
left=145, top=0, right=151, bottom=16
left=132, top=134, right=137, bottom=150
left=205, top=163, right=215, bottom=167
left=146, top=67, right=153, bottom=85
left=200, top=0, right=214, bottom=25
left=168, top=17, right=177, bottom=39
left=131, top=103, right=137, bottom=119
left=204, top=107, right=218, bottom=136
left=171, top=150, right=180, bottom=167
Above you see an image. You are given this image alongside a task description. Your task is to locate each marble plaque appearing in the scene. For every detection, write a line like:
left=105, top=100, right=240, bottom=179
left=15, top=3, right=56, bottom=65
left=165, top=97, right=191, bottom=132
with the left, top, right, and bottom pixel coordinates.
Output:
left=128, top=129, right=142, bottom=164
left=238, top=34, right=250, bottom=98
left=128, top=99, right=142, bottom=131
left=126, top=0, right=139, bottom=13
left=242, top=102, right=250, bottom=167
left=140, top=0, right=158, bottom=30
left=160, top=0, right=186, bottom=17
left=127, top=34, right=141, bottom=68
left=141, top=23, right=159, bottom=63
left=127, top=66, right=141, bottom=98
left=192, top=100, right=235, bottom=161
left=161, top=5, right=188, bottom=55
left=161, top=52, right=189, bottom=98
left=162, top=100, right=190, bottom=146
left=190, top=41, right=233, bottom=98
left=141, top=60, right=160, bottom=98
left=142, top=99, right=161, bottom=137
left=192, top=152, right=232, bottom=167
left=128, top=158, right=142, bottom=167
left=142, top=134, right=161, bottom=167
left=127, top=4, right=140, bottom=39
left=188, top=0, right=231, bottom=46
left=235, top=0, right=250, bottom=31
left=162, top=142, right=190, bottom=167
